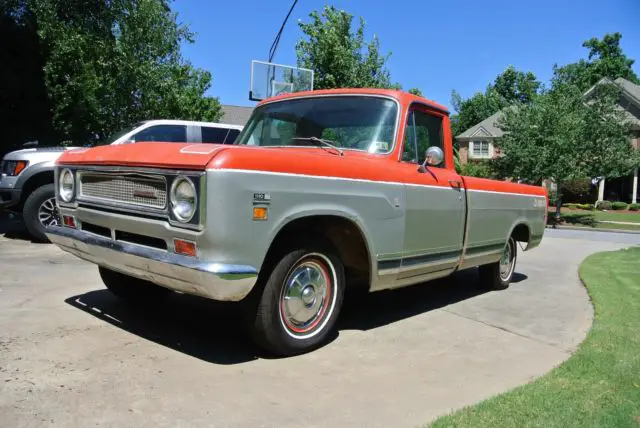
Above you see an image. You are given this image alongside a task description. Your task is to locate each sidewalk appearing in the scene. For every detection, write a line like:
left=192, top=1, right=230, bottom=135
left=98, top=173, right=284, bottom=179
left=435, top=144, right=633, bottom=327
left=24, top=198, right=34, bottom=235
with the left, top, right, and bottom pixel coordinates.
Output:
left=599, top=220, right=640, bottom=226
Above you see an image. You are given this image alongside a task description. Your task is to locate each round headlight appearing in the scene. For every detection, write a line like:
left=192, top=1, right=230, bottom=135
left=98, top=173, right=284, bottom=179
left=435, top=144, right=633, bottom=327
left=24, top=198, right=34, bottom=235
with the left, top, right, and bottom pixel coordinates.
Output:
left=170, top=176, right=197, bottom=222
left=59, top=168, right=74, bottom=202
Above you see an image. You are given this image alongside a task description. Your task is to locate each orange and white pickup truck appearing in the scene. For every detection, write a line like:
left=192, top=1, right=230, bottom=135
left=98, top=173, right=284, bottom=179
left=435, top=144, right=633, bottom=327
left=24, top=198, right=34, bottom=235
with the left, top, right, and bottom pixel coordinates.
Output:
left=46, top=88, right=548, bottom=356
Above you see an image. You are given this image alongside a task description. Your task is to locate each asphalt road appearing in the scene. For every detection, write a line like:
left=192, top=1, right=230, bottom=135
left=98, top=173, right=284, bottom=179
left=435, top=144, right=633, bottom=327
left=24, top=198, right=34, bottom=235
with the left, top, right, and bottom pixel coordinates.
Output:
left=0, top=219, right=637, bottom=428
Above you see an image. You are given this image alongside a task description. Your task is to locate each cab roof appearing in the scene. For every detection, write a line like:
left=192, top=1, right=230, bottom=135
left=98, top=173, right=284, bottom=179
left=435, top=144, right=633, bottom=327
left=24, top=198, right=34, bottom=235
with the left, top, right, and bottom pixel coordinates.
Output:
left=256, top=88, right=450, bottom=115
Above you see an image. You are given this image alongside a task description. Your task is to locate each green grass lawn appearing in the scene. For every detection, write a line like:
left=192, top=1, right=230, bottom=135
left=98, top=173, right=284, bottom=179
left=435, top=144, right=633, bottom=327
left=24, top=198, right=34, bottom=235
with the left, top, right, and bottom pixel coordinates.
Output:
left=428, top=246, right=640, bottom=428
left=593, top=211, right=640, bottom=223
left=548, top=210, right=640, bottom=231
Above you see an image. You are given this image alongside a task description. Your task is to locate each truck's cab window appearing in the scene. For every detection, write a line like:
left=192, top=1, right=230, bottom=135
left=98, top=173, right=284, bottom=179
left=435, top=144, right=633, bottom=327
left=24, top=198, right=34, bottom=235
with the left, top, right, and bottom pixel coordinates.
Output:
left=133, top=125, right=187, bottom=143
left=401, top=108, right=444, bottom=168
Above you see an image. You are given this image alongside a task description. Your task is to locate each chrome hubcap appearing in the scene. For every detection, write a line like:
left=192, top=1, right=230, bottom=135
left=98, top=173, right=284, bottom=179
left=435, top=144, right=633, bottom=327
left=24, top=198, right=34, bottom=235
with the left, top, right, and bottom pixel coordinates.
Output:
left=280, top=256, right=333, bottom=335
left=499, top=240, right=515, bottom=280
left=38, top=197, right=60, bottom=228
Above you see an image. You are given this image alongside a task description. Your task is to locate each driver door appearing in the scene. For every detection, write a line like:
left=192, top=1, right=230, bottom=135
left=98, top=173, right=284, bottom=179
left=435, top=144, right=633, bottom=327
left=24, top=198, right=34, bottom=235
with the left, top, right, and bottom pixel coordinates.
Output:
left=397, top=105, right=466, bottom=284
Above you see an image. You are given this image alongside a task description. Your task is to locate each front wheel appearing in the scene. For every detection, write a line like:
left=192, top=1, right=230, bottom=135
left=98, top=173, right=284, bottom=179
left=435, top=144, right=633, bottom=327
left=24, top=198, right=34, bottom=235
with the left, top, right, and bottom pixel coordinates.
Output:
left=245, top=239, right=345, bottom=356
left=478, top=236, right=517, bottom=290
left=22, top=183, right=59, bottom=242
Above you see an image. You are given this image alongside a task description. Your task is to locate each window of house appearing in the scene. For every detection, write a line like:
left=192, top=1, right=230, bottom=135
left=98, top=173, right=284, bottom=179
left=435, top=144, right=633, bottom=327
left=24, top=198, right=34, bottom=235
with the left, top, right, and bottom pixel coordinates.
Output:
left=471, top=140, right=490, bottom=157
left=401, top=108, right=444, bottom=167
left=133, top=125, right=187, bottom=143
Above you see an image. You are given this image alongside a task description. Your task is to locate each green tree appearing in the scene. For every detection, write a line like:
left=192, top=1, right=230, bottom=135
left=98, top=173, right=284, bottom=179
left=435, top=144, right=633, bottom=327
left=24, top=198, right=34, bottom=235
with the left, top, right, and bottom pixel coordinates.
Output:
left=7, top=0, right=221, bottom=147
left=492, top=82, right=638, bottom=219
left=450, top=65, right=541, bottom=138
left=0, top=0, right=57, bottom=155
left=493, top=66, right=541, bottom=104
left=295, top=6, right=398, bottom=90
left=450, top=87, right=506, bottom=139
left=408, top=87, right=423, bottom=97
left=552, top=32, right=639, bottom=92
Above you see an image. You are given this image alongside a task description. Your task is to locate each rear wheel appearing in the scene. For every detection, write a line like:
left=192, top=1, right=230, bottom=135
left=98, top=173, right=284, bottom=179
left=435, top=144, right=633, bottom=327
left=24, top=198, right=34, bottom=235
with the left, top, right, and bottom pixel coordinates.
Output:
left=478, top=236, right=517, bottom=290
left=99, top=266, right=171, bottom=302
left=245, top=238, right=345, bottom=356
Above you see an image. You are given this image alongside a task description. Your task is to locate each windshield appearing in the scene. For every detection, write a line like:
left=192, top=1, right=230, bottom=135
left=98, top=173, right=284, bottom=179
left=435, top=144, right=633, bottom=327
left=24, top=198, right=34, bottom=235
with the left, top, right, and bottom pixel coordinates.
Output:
left=234, top=96, right=399, bottom=154
left=94, top=122, right=144, bottom=146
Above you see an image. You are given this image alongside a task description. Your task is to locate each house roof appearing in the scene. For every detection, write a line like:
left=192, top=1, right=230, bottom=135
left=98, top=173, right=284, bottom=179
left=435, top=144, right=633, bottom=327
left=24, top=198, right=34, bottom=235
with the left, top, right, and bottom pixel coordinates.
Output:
left=614, top=77, right=640, bottom=104
left=455, top=109, right=506, bottom=139
left=602, top=78, right=640, bottom=129
left=219, top=105, right=254, bottom=126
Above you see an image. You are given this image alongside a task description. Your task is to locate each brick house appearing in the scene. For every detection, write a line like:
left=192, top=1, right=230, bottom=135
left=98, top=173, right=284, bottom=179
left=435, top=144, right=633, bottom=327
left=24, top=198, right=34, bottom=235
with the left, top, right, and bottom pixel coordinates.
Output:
left=454, top=77, right=640, bottom=204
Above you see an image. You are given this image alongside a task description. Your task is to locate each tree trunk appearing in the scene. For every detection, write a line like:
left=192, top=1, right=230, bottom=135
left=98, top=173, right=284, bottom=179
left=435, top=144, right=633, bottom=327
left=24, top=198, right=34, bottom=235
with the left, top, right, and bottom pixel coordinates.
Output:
left=555, top=181, right=562, bottom=222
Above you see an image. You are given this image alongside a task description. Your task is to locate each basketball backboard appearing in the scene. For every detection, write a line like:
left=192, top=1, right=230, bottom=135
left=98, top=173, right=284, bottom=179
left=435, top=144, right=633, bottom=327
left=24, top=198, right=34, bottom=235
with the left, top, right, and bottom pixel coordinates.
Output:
left=249, top=60, right=314, bottom=101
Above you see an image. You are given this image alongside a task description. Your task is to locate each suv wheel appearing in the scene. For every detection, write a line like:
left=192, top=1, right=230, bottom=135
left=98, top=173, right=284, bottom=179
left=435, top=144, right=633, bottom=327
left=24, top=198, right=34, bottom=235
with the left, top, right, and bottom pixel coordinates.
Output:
left=22, top=183, right=59, bottom=243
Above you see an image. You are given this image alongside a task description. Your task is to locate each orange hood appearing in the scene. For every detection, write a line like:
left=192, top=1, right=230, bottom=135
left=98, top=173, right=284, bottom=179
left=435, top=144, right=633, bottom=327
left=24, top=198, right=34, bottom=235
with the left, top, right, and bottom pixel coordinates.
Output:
left=55, top=142, right=228, bottom=170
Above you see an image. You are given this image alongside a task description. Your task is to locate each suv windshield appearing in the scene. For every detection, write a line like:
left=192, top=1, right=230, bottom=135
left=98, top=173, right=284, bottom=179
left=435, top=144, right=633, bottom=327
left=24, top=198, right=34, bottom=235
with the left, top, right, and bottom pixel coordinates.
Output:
left=94, top=122, right=145, bottom=146
left=234, top=96, right=398, bottom=154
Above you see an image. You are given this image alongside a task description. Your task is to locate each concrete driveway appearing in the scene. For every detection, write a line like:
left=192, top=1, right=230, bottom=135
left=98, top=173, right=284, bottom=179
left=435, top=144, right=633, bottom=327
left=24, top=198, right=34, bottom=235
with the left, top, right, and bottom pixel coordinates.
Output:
left=0, top=216, right=637, bottom=427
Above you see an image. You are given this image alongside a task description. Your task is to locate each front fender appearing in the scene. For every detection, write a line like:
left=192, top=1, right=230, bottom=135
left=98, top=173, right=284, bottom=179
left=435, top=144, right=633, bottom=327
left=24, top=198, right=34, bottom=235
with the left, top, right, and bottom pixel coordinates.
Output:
left=267, top=204, right=376, bottom=259
left=15, top=161, right=56, bottom=190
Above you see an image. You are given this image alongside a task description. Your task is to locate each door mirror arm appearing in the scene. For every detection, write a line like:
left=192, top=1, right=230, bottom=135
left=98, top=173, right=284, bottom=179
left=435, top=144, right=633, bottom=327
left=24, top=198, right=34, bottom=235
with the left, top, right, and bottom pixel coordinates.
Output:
left=417, top=160, right=438, bottom=180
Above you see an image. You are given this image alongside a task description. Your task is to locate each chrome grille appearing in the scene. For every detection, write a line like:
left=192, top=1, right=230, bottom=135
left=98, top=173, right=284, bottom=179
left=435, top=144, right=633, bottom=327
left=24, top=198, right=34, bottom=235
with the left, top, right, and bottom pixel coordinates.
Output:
left=79, top=172, right=167, bottom=209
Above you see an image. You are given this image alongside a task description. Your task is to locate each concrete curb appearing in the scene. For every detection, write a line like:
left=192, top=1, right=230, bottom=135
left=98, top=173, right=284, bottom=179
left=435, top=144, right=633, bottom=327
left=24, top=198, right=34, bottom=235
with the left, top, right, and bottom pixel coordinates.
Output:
left=546, top=225, right=640, bottom=235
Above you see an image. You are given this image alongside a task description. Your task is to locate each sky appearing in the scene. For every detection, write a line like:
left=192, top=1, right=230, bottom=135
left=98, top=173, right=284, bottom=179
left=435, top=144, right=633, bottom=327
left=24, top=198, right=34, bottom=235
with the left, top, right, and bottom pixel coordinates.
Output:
left=171, top=0, right=640, bottom=111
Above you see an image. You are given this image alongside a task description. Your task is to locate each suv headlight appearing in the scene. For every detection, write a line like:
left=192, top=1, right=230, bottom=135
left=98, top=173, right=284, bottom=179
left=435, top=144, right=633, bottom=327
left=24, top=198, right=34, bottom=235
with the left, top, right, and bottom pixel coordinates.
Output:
left=59, top=168, right=75, bottom=202
left=170, top=176, right=197, bottom=222
left=1, top=160, right=29, bottom=176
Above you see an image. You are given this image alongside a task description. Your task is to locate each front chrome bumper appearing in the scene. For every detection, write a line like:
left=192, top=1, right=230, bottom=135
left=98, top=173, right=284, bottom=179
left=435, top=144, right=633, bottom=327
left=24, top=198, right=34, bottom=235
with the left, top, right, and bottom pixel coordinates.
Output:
left=45, top=225, right=258, bottom=302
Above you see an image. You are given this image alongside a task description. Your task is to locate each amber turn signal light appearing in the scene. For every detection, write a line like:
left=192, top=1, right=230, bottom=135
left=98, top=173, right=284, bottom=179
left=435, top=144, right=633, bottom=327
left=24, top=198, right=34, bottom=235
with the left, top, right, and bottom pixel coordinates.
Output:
left=253, top=206, right=268, bottom=220
left=174, top=239, right=197, bottom=257
left=14, top=161, right=28, bottom=175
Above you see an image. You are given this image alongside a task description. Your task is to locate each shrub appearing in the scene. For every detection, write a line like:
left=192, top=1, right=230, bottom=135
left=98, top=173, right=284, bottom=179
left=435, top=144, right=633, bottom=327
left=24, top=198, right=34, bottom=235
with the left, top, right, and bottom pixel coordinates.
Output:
left=562, top=213, right=597, bottom=227
left=612, top=202, right=628, bottom=210
left=562, top=203, right=595, bottom=211
left=560, top=179, right=598, bottom=204
left=629, top=203, right=640, bottom=211
left=461, top=161, right=494, bottom=178
left=597, top=201, right=613, bottom=210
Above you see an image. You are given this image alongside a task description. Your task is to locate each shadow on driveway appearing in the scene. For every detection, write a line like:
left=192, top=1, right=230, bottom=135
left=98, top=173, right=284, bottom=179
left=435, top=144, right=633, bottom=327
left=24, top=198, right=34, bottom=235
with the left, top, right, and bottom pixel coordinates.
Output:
left=64, top=269, right=528, bottom=365
left=0, top=212, right=36, bottom=242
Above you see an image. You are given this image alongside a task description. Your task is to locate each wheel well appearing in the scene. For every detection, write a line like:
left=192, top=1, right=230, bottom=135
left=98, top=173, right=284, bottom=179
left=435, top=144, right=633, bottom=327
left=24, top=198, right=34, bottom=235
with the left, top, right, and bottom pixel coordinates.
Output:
left=262, top=215, right=372, bottom=291
left=17, top=170, right=55, bottom=211
left=511, top=223, right=530, bottom=244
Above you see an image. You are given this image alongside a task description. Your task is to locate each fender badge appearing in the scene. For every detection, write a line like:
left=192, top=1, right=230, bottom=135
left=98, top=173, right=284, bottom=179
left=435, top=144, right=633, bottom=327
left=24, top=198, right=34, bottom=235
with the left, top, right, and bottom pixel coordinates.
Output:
left=253, top=192, right=271, bottom=203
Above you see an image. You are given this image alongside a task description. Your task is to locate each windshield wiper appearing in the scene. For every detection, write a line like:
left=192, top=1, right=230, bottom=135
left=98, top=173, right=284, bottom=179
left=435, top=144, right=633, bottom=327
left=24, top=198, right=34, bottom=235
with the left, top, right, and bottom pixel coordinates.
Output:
left=291, top=136, right=344, bottom=156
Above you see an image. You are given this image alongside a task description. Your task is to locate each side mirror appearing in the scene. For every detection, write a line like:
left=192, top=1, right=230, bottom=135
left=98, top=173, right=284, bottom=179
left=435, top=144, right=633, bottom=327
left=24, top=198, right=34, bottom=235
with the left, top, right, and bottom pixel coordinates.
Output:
left=417, top=146, right=444, bottom=173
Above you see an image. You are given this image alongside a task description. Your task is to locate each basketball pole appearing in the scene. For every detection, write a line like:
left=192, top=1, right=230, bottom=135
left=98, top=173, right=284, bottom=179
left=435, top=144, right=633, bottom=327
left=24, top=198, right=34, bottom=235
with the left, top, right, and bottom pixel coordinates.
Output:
left=268, top=0, right=299, bottom=63
left=266, top=0, right=298, bottom=97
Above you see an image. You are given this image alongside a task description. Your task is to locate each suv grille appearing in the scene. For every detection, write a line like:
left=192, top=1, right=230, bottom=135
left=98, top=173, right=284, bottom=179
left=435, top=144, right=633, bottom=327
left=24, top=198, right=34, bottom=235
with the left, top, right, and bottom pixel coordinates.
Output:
left=79, top=172, right=167, bottom=209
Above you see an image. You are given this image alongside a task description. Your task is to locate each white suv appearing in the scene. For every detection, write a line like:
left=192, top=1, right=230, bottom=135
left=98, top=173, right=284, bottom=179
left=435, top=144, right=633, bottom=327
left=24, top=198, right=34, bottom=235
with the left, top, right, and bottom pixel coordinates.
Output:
left=0, top=120, right=243, bottom=242
left=100, top=119, right=243, bottom=146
